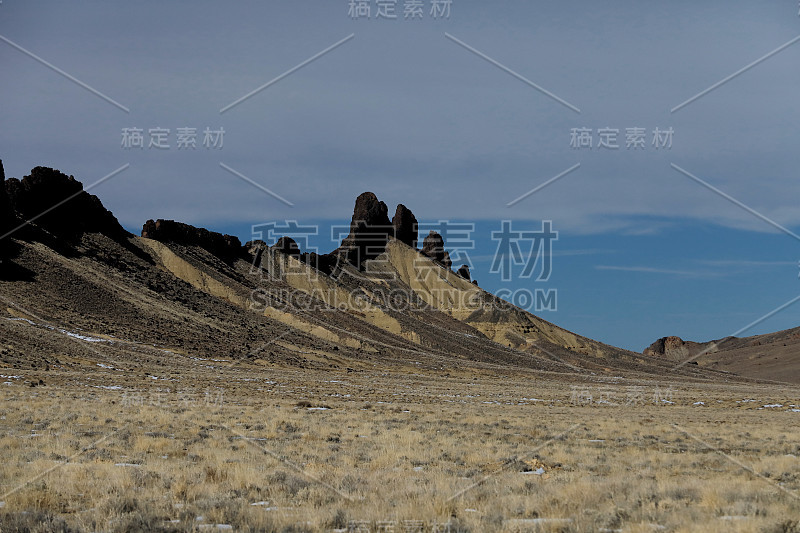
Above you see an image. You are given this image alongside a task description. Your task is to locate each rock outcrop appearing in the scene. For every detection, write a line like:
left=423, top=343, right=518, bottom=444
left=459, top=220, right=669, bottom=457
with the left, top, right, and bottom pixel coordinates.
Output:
left=5, top=166, right=128, bottom=241
left=644, top=335, right=730, bottom=361
left=644, top=336, right=690, bottom=359
left=300, top=251, right=339, bottom=274
left=335, top=192, right=394, bottom=269
left=271, top=236, right=301, bottom=257
left=456, top=264, right=471, bottom=281
left=0, top=160, right=6, bottom=212
left=392, top=203, right=418, bottom=248
left=244, top=239, right=266, bottom=256
left=421, top=231, right=452, bottom=269
left=0, top=159, right=12, bottom=232
left=142, top=219, right=243, bottom=261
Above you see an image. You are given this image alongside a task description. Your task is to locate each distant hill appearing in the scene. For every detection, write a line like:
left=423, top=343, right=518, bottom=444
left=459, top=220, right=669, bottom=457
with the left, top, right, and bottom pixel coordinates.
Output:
left=643, top=328, right=800, bottom=383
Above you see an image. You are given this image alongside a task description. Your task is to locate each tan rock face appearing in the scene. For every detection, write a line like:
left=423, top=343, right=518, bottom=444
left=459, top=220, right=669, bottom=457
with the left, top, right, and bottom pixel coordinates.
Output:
left=643, top=336, right=689, bottom=359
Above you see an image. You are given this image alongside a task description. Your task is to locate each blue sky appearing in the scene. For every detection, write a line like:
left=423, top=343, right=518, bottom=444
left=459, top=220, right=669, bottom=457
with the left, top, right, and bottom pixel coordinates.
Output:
left=1, top=1, right=799, bottom=351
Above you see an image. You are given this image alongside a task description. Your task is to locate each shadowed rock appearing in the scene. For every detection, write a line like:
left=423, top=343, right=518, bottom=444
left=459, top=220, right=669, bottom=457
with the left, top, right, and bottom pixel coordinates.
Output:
left=456, top=264, right=471, bottom=281
left=335, top=192, right=394, bottom=269
left=392, top=203, right=418, bottom=248
left=0, top=159, right=11, bottom=233
left=442, top=251, right=452, bottom=270
left=271, top=236, right=301, bottom=257
left=142, top=219, right=243, bottom=261
left=5, top=166, right=128, bottom=241
left=421, top=231, right=452, bottom=270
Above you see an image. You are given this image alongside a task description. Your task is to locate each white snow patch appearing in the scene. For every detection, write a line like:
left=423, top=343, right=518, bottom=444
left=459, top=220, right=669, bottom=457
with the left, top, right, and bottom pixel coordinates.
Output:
left=522, top=467, right=546, bottom=475
left=763, top=404, right=783, bottom=408
left=693, top=401, right=705, bottom=405
left=250, top=501, right=271, bottom=506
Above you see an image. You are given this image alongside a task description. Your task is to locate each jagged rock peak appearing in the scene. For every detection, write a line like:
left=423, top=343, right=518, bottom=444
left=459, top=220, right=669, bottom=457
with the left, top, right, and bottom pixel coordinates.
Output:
left=5, top=166, right=127, bottom=240
left=141, top=219, right=242, bottom=260
left=244, top=239, right=266, bottom=255
left=271, top=236, right=301, bottom=257
left=643, top=336, right=685, bottom=357
left=351, top=192, right=391, bottom=228
left=442, top=250, right=452, bottom=270
left=336, top=192, right=394, bottom=269
left=392, top=203, right=418, bottom=248
left=421, top=230, right=452, bottom=270
left=456, top=264, right=471, bottom=281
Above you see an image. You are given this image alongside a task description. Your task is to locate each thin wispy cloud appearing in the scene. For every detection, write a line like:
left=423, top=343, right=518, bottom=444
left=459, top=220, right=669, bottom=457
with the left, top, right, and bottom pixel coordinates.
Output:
left=594, top=265, right=719, bottom=278
left=697, top=259, right=795, bottom=268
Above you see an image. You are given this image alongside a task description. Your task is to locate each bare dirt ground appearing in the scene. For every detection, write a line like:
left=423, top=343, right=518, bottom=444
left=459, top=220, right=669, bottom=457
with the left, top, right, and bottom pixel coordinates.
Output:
left=1, top=361, right=799, bottom=533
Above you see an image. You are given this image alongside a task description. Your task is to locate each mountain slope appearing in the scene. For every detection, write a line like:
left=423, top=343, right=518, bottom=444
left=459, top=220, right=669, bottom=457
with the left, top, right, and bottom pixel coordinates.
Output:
left=0, top=162, right=750, bottom=383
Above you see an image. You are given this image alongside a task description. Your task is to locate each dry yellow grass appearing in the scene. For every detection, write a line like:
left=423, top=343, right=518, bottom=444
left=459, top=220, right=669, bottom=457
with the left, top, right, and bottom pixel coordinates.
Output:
left=1, top=366, right=799, bottom=532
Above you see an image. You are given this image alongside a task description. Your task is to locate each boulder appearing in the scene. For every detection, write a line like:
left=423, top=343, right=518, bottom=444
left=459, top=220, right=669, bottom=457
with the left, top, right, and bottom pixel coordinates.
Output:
left=392, top=203, right=418, bottom=248
left=141, top=219, right=242, bottom=261
left=456, top=264, right=471, bottom=281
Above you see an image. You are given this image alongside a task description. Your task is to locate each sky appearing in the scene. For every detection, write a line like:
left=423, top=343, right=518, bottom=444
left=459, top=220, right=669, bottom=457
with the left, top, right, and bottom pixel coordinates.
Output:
left=1, top=1, right=799, bottom=352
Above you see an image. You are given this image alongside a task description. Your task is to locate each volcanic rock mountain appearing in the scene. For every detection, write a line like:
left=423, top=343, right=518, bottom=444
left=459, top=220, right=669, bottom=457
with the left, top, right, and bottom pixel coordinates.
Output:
left=0, top=162, right=752, bottom=381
